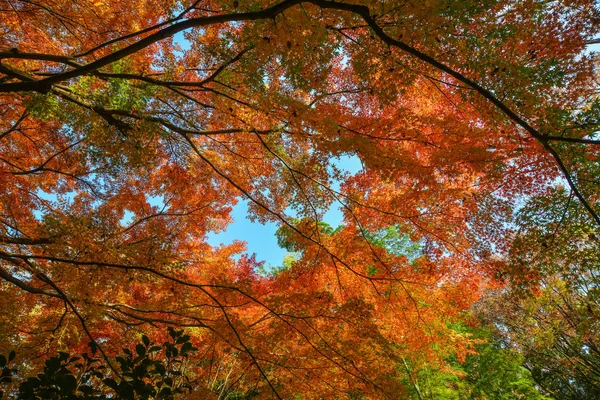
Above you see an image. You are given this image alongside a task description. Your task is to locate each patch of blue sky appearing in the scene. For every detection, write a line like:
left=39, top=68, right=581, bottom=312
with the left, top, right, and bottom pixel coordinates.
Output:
left=320, top=153, right=363, bottom=227
left=36, top=189, right=60, bottom=203
left=146, top=194, right=165, bottom=208
left=173, top=31, right=192, bottom=53
left=120, top=210, right=135, bottom=226
left=206, top=198, right=285, bottom=267
left=34, top=189, right=76, bottom=220
left=207, top=154, right=362, bottom=267
left=119, top=194, right=165, bottom=226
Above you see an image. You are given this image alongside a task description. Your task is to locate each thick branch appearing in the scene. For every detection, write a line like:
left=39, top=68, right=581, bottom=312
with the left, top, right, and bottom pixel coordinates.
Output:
left=3, top=0, right=596, bottom=225
left=0, top=264, right=60, bottom=298
left=303, top=0, right=600, bottom=226
left=0, top=236, right=53, bottom=245
left=0, top=0, right=303, bottom=93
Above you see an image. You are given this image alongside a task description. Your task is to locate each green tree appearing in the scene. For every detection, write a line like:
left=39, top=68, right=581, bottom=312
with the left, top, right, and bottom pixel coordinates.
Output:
left=403, top=326, right=550, bottom=400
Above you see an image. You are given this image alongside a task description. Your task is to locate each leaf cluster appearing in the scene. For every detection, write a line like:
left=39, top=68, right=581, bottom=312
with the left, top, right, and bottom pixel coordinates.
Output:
left=0, top=328, right=198, bottom=400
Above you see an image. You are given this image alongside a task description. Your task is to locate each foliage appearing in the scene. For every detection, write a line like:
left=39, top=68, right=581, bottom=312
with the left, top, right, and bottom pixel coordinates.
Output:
left=405, top=326, right=550, bottom=400
left=0, top=328, right=198, bottom=399
left=1, top=0, right=600, bottom=397
left=477, top=188, right=600, bottom=399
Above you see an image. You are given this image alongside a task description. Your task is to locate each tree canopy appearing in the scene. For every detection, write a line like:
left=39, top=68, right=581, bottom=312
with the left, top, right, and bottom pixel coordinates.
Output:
left=1, top=0, right=599, bottom=398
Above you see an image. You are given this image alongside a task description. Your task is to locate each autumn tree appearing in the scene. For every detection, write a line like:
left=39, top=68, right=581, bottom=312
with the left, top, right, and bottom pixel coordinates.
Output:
left=477, top=187, right=600, bottom=399
left=1, top=0, right=600, bottom=397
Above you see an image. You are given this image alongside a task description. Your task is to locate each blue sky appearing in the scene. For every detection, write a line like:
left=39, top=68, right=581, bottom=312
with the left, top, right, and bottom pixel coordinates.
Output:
left=206, top=155, right=363, bottom=267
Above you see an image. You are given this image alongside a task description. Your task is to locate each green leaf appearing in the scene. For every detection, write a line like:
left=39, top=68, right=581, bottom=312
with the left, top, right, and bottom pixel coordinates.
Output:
left=176, top=334, right=190, bottom=344
left=167, top=327, right=176, bottom=339
left=181, top=342, right=193, bottom=355
left=136, top=344, right=146, bottom=358
left=148, top=346, right=162, bottom=353
left=45, top=356, right=61, bottom=373
left=154, top=364, right=166, bottom=375
left=89, top=341, right=98, bottom=355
